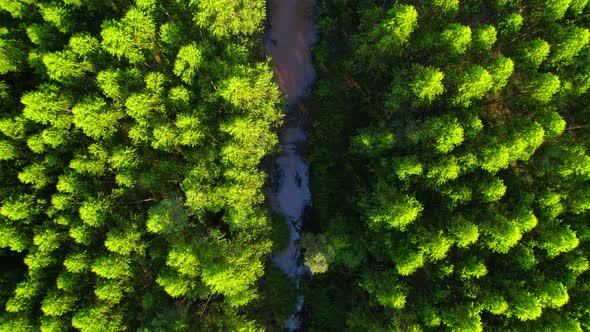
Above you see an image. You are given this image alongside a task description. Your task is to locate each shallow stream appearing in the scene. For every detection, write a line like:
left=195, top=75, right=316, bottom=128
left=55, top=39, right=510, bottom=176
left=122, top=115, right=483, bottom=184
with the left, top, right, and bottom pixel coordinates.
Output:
left=264, top=0, right=317, bottom=329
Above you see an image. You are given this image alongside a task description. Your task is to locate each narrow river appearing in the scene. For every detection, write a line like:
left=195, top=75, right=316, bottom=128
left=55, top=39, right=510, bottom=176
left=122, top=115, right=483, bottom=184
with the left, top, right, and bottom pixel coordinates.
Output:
left=264, top=0, right=317, bottom=329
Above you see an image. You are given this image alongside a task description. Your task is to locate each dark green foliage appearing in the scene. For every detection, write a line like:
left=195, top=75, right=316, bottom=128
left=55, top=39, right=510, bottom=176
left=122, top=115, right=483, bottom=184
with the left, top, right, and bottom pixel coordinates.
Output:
left=269, top=213, right=290, bottom=252
left=305, top=0, right=590, bottom=330
left=264, top=264, right=298, bottom=324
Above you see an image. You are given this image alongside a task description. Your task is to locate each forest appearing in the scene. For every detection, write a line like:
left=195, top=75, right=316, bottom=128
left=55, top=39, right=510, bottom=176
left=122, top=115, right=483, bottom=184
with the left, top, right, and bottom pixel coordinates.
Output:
left=304, top=0, right=590, bottom=330
left=0, top=0, right=589, bottom=331
left=0, top=0, right=288, bottom=330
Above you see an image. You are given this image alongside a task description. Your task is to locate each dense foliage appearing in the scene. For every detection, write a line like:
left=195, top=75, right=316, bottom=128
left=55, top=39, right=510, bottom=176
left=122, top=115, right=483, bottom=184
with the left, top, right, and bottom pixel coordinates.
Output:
left=0, top=0, right=287, bottom=330
left=2, top=0, right=590, bottom=330
left=305, top=0, right=590, bottom=330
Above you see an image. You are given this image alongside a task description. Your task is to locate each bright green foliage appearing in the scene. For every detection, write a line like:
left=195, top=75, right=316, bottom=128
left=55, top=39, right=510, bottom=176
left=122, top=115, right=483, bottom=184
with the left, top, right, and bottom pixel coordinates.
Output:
left=101, top=7, right=156, bottom=64
left=432, top=0, right=459, bottom=13
left=63, top=252, right=91, bottom=273
left=448, top=216, right=479, bottom=247
left=540, top=223, right=579, bottom=257
left=79, top=196, right=110, bottom=227
left=0, top=140, right=17, bottom=160
left=519, top=38, right=551, bottom=68
left=175, top=112, right=205, bottom=147
left=458, top=257, right=487, bottom=280
left=478, top=146, right=508, bottom=172
left=169, top=85, right=190, bottom=107
left=38, top=2, right=72, bottom=32
left=538, top=110, right=566, bottom=139
left=192, top=0, right=266, bottom=38
left=569, top=0, right=589, bottom=14
left=68, top=223, right=95, bottom=245
left=482, top=293, right=509, bottom=315
left=5, top=279, right=43, bottom=313
left=166, top=242, right=200, bottom=277
left=363, top=271, right=408, bottom=309
left=104, top=225, right=144, bottom=256
left=94, top=279, right=128, bottom=304
left=18, top=163, right=50, bottom=189
left=217, top=63, right=282, bottom=120
left=0, top=114, right=27, bottom=140
left=0, top=221, right=30, bottom=252
left=439, top=183, right=473, bottom=206
left=56, top=272, right=83, bottom=292
left=365, top=182, right=423, bottom=230
left=70, top=145, right=109, bottom=175
left=159, top=22, right=184, bottom=47
left=71, top=304, right=125, bottom=332
left=538, top=280, right=569, bottom=308
left=69, top=33, right=100, bottom=58
left=72, top=96, right=122, bottom=139
left=146, top=198, right=189, bottom=235
left=380, top=3, right=418, bottom=49
left=0, top=34, right=25, bottom=74
left=0, top=0, right=32, bottom=18
left=419, top=231, right=453, bottom=260
left=549, top=26, right=590, bottom=67
left=514, top=210, right=539, bottom=233
left=301, top=233, right=336, bottom=273
left=40, top=316, right=69, bottom=332
left=25, top=23, right=55, bottom=48
left=21, top=85, right=71, bottom=128
left=510, top=289, right=543, bottom=321
left=453, top=65, right=493, bottom=107
left=392, top=246, right=425, bottom=276
left=219, top=117, right=279, bottom=170
left=43, top=51, right=92, bottom=83
left=392, top=156, right=423, bottom=180
left=473, top=25, right=497, bottom=51
left=498, top=13, right=523, bottom=36
left=24, top=248, right=57, bottom=272
left=482, top=215, right=522, bottom=253
left=413, top=115, right=464, bottom=153
left=124, top=92, right=164, bottom=125
left=488, top=56, right=514, bottom=92
left=173, top=43, right=203, bottom=84
left=534, top=0, right=573, bottom=21
left=526, top=72, right=561, bottom=103
left=477, top=176, right=506, bottom=202
left=441, top=24, right=472, bottom=56
left=41, top=290, right=77, bottom=317
left=109, top=148, right=139, bottom=171
left=410, top=66, right=445, bottom=103
left=91, top=255, right=132, bottom=280
left=426, top=157, right=461, bottom=184
left=96, top=69, right=124, bottom=100
left=33, top=228, right=63, bottom=252
left=156, top=268, right=200, bottom=298
left=199, top=240, right=268, bottom=307
left=1, top=194, right=39, bottom=222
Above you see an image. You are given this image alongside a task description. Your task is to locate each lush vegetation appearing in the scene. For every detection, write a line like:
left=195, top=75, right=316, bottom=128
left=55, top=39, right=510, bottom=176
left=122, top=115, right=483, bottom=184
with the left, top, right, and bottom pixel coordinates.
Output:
left=304, top=0, right=590, bottom=330
left=2, top=0, right=590, bottom=331
left=0, top=0, right=291, bottom=330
